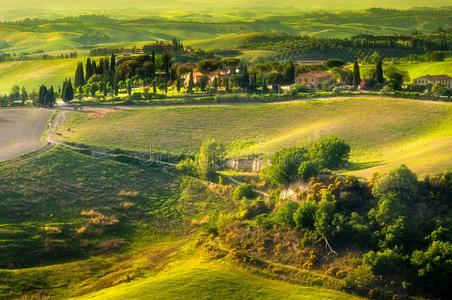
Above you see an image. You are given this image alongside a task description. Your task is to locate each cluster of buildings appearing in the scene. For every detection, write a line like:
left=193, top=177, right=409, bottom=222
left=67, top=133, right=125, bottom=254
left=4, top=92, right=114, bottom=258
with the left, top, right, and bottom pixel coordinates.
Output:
left=179, top=64, right=452, bottom=91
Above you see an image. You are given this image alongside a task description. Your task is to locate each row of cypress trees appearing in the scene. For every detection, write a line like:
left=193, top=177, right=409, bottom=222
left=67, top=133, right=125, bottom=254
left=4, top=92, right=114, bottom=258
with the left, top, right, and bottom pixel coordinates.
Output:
left=74, top=54, right=116, bottom=88
left=38, top=85, right=56, bottom=106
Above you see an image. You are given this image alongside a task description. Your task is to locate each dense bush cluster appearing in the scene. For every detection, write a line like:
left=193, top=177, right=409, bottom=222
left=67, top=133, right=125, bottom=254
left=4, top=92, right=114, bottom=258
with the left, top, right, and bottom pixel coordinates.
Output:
left=211, top=138, right=452, bottom=299
left=261, top=136, right=350, bottom=186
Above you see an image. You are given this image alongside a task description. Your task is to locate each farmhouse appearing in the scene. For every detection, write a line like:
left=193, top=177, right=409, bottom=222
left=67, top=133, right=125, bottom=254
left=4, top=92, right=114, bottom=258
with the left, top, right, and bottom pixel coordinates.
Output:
left=413, top=74, right=452, bottom=88
left=206, top=70, right=229, bottom=84
left=181, top=71, right=206, bottom=86
left=295, top=71, right=334, bottom=89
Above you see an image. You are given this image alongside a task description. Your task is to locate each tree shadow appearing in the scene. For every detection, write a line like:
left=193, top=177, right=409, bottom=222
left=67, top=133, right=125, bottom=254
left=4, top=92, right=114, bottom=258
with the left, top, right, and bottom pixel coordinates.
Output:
left=346, top=160, right=384, bottom=171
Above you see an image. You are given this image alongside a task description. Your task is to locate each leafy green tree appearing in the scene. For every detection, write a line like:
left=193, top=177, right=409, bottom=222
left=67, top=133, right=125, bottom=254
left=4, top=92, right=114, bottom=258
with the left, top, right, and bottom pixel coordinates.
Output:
left=315, top=191, right=337, bottom=243
left=20, top=86, right=28, bottom=102
left=432, top=82, right=447, bottom=97
left=274, top=200, right=299, bottom=227
left=126, top=79, right=133, bottom=96
left=294, top=201, right=318, bottom=230
left=385, top=66, right=409, bottom=91
left=9, top=85, right=20, bottom=101
left=265, top=71, right=283, bottom=92
left=325, top=59, right=345, bottom=69
left=369, top=193, right=408, bottom=227
left=298, top=161, right=319, bottom=181
left=307, top=136, right=350, bottom=169
left=411, top=241, right=452, bottom=298
left=372, top=165, right=419, bottom=205
left=262, top=147, right=307, bottom=186
left=363, top=248, right=405, bottom=276
left=196, top=140, right=225, bottom=181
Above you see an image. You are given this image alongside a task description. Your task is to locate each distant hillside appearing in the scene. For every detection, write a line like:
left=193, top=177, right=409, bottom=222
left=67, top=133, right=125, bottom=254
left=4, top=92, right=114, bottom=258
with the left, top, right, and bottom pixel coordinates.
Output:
left=0, top=8, right=450, bottom=54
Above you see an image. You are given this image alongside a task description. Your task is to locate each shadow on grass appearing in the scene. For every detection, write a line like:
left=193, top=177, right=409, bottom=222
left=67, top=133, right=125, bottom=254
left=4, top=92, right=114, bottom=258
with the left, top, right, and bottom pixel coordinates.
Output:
left=346, top=160, right=384, bottom=171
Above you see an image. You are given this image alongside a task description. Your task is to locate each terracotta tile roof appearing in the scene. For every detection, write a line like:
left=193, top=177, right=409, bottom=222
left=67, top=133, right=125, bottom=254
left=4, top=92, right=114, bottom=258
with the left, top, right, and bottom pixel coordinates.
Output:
left=296, top=71, right=332, bottom=78
left=414, top=74, right=452, bottom=81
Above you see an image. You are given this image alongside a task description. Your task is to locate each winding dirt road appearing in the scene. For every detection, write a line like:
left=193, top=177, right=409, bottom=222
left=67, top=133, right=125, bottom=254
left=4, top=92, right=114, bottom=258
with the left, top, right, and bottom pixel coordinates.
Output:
left=0, top=108, right=51, bottom=162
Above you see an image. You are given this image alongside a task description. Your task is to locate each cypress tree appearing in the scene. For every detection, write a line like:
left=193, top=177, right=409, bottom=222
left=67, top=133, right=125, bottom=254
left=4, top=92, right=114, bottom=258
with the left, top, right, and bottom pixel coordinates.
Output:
left=75, top=62, right=85, bottom=88
left=98, top=58, right=104, bottom=74
left=376, top=59, right=384, bottom=84
left=188, top=69, right=194, bottom=94
left=86, top=58, right=93, bottom=81
left=353, top=61, right=361, bottom=87
left=110, top=53, right=116, bottom=72
left=151, top=50, right=155, bottom=65
left=287, top=61, right=295, bottom=84
left=92, top=61, right=97, bottom=75
left=38, top=85, right=47, bottom=106
left=64, top=79, right=74, bottom=102
left=176, top=78, right=181, bottom=94
left=47, top=86, right=55, bottom=106
left=74, top=63, right=80, bottom=88
left=103, top=58, right=109, bottom=74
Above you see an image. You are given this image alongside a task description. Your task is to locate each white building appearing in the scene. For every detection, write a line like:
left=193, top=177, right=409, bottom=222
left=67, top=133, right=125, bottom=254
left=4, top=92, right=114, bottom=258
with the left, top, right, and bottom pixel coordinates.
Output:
left=413, top=74, right=452, bottom=88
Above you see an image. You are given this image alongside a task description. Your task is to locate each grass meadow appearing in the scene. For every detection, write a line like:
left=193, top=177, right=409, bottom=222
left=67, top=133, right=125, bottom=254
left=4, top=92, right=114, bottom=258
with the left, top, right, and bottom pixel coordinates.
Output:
left=0, top=58, right=79, bottom=94
left=77, top=257, right=362, bottom=300
left=58, top=97, right=452, bottom=178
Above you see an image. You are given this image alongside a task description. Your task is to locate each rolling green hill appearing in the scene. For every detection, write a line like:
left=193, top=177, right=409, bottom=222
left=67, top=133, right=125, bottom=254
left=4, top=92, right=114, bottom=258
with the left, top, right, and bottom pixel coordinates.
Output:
left=58, top=97, right=452, bottom=178
left=0, top=58, right=79, bottom=94
left=0, top=8, right=450, bottom=55
left=77, top=258, right=362, bottom=300
left=359, top=58, right=452, bottom=82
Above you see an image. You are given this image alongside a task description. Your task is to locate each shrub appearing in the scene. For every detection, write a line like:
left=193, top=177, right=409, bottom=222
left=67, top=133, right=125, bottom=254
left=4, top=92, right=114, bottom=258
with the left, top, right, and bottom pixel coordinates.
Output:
left=308, top=136, right=350, bottom=169
left=196, top=139, right=225, bottom=181
left=233, top=184, right=258, bottom=200
left=176, top=158, right=197, bottom=176
left=274, top=200, right=299, bottom=227
left=363, top=248, right=406, bottom=276
left=372, top=164, right=419, bottom=205
left=293, top=201, right=318, bottom=230
left=411, top=241, right=452, bottom=298
left=262, top=146, right=307, bottom=185
left=298, top=161, right=319, bottom=180
left=238, top=199, right=270, bottom=220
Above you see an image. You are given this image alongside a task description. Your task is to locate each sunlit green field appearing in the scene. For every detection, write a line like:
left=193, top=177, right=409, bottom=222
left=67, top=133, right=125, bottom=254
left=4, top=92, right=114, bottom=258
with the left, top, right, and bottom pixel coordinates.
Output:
left=359, top=58, right=452, bottom=82
left=78, top=258, right=362, bottom=300
left=58, top=97, right=452, bottom=178
left=0, top=58, right=79, bottom=94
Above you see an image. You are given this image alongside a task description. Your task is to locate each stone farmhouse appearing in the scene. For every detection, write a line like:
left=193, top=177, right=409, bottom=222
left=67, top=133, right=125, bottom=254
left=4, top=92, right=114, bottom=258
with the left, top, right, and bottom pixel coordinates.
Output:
left=413, top=74, right=452, bottom=88
left=295, top=71, right=335, bottom=89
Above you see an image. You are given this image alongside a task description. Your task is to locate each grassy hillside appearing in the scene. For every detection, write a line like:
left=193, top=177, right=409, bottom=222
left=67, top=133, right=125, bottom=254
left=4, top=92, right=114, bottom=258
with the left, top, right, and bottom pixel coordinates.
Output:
left=0, top=58, right=78, bottom=94
left=0, top=146, right=179, bottom=268
left=78, top=258, right=361, bottom=300
left=359, top=59, right=452, bottom=82
left=58, top=97, right=452, bottom=178
left=0, top=8, right=450, bottom=55
left=394, top=59, right=452, bottom=80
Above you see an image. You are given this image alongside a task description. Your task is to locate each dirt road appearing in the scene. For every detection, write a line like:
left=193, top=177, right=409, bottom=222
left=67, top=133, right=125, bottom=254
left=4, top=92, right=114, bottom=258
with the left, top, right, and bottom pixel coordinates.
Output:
left=0, top=108, right=51, bottom=162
